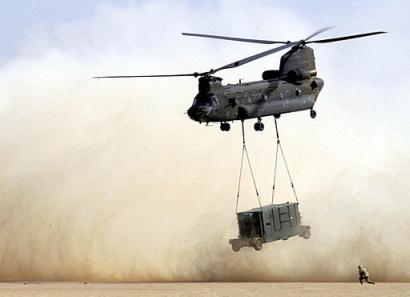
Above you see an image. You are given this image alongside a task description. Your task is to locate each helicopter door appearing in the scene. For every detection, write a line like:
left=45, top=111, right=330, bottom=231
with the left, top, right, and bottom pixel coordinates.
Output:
left=224, top=97, right=238, bottom=120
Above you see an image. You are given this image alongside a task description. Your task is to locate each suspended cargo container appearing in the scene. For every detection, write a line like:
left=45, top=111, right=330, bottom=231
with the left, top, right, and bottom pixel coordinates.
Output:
left=229, top=202, right=310, bottom=252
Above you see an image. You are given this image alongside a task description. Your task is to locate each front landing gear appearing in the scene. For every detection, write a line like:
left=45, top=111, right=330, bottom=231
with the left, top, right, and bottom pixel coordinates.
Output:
left=310, top=109, right=317, bottom=119
left=220, top=122, right=231, bottom=131
left=254, top=118, right=264, bottom=131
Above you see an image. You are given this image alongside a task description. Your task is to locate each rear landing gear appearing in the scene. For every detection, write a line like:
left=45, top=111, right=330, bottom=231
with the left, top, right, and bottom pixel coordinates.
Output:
left=310, top=109, right=317, bottom=119
left=220, top=122, right=230, bottom=131
left=254, top=118, right=264, bottom=131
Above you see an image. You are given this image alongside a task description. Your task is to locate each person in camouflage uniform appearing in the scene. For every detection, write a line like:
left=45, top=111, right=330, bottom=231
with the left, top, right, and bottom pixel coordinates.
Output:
left=358, top=265, right=375, bottom=285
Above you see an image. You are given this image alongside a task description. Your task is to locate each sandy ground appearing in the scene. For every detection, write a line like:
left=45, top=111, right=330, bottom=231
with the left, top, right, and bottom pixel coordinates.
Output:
left=0, top=282, right=409, bottom=297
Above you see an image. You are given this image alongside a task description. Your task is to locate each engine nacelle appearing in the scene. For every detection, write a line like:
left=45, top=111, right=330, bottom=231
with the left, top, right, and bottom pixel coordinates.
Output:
left=262, top=70, right=281, bottom=80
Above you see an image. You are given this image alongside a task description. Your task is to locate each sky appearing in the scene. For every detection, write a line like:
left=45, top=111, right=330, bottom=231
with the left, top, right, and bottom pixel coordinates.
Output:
left=0, top=0, right=409, bottom=282
left=0, top=1, right=125, bottom=59
left=1, top=0, right=407, bottom=59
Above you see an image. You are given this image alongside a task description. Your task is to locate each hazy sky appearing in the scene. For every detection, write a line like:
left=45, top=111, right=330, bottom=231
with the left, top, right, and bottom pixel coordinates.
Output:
left=1, top=0, right=199, bottom=58
left=1, top=0, right=407, bottom=59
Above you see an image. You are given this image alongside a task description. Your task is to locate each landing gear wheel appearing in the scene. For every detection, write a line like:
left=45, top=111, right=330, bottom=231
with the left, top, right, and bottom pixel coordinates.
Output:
left=254, top=122, right=264, bottom=131
left=274, top=114, right=281, bottom=119
left=220, top=122, right=231, bottom=131
left=254, top=238, right=263, bottom=251
left=310, top=109, right=317, bottom=119
left=302, top=229, right=311, bottom=239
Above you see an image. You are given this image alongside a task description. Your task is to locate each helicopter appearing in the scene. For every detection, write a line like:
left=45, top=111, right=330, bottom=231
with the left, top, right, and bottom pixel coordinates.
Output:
left=95, top=27, right=385, bottom=131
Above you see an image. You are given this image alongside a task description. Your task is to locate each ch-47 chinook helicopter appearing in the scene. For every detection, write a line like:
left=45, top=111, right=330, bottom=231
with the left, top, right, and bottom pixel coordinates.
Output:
left=95, top=27, right=385, bottom=131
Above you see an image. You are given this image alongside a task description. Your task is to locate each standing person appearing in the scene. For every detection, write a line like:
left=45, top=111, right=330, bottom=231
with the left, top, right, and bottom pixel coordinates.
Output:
left=358, top=265, right=375, bottom=285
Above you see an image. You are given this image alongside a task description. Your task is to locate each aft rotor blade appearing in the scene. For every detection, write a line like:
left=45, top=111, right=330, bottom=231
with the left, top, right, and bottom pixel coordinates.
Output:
left=93, top=73, right=202, bottom=79
left=212, top=42, right=298, bottom=73
left=182, top=32, right=288, bottom=44
left=307, top=31, right=387, bottom=44
left=304, top=26, right=335, bottom=41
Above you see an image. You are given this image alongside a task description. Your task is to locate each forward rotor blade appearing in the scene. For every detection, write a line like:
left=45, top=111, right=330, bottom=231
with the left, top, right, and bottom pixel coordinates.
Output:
left=212, top=42, right=298, bottom=74
left=307, top=31, right=387, bottom=44
left=304, top=26, right=335, bottom=41
left=182, top=32, right=288, bottom=44
left=93, top=73, right=202, bottom=79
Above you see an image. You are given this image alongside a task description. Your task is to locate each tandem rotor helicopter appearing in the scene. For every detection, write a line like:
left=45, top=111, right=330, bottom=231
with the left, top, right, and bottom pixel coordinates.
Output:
left=95, top=27, right=385, bottom=131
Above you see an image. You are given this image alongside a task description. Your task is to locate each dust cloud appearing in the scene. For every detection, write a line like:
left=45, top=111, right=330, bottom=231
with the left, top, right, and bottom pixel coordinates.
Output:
left=0, top=1, right=409, bottom=282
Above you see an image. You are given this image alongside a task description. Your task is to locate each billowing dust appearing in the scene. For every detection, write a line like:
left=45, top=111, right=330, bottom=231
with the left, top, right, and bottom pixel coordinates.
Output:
left=0, top=1, right=409, bottom=282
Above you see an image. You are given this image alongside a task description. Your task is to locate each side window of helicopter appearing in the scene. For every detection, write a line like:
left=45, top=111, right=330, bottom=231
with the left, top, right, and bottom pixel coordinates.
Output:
left=228, top=98, right=236, bottom=107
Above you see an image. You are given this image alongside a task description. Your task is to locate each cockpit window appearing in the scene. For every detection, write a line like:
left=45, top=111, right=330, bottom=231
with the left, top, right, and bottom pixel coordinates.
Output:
left=194, top=94, right=218, bottom=107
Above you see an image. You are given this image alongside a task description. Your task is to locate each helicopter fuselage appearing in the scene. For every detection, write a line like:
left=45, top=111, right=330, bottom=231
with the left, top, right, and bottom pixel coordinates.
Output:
left=188, top=46, right=324, bottom=127
left=187, top=75, right=324, bottom=123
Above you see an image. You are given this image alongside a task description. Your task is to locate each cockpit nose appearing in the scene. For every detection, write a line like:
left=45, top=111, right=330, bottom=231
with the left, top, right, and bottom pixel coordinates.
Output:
left=188, top=93, right=218, bottom=122
left=187, top=106, right=203, bottom=121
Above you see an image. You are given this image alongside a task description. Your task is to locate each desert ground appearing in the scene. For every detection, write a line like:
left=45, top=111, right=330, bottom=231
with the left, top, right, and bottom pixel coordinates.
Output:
left=0, top=282, right=409, bottom=297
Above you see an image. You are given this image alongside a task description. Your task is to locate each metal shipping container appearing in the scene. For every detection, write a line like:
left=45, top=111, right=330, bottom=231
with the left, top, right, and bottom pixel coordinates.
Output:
left=229, top=202, right=310, bottom=251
